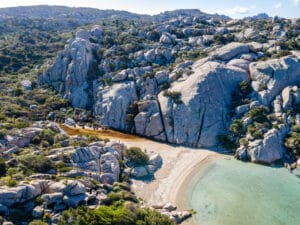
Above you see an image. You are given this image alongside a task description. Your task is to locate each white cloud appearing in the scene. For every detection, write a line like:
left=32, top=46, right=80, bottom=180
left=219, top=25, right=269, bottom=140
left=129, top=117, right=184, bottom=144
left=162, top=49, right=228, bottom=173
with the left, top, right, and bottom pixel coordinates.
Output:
left=225, top=6, right=251, bottom=15
left=273, top=2, right=282, bottom=9
left=293, top=0, right=300, bottom=6
left=215, top=6, right=255, bottom=16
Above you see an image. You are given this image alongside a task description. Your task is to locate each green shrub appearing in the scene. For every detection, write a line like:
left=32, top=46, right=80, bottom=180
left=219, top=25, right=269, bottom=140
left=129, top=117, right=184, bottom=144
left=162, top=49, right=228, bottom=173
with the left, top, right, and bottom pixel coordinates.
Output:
left=32, top=129, right=56, bottom=145
left=34, top=196, right=44, bottom=206
left=217, top=134, right=237, bottom=150
left=107, top=191, right=138, bottom=204
left=0, top=129, right=7, bottom=139
left=136, top=208, right=176, bottom=225
left=29, top=220, right=48, bottom=225
left=248, top=106, right=268, bottom=123
left=56, top=161, right=72, bottom=173
left=125, top=147, right=149, bottom=167
left=285, top=132, right=300, bottom=156
left=17, top=154, right=55, bottom=174
left=239, top=80, right=252, bottom=96
left=230, top=119, right=243, bottom=135
left=59, top=207, right=99, bottom=225
left=292, top=125, right=300, bottom=132
left=163, top=91, right=182, bottom=104
left=94, top=205, right=136, bottom=225
left=3, top=176, right=18, bottom=187
left=0, top=158, right=6, bottom=177
left=239, top=138, right=249, bottom=147
left=59, top=205, right=176, bottom=225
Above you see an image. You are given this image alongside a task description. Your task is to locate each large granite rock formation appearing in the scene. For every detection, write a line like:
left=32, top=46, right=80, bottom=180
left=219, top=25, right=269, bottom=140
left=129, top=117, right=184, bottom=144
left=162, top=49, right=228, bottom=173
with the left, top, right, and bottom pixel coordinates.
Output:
left=250, top=55, right=300, bottom=105
left=39, top=23, right=300, bottom=158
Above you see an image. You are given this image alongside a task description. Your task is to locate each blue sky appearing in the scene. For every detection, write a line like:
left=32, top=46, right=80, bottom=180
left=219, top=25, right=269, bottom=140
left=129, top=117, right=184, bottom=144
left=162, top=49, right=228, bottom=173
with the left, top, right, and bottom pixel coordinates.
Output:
left=0, top=0, right=300, bottom=18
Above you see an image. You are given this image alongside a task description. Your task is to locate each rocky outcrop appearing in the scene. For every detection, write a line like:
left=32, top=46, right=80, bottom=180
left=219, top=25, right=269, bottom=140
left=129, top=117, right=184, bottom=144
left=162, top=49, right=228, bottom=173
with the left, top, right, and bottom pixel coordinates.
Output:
left=39, top=18, right=300, bottom=154
left=211, top=42, right=250, bottom=61
left=39, top=31, right=100, bottom=109
left=128, top=153, right=162, bottom=178
left=158, top=61, right=248, bottom=147
left=237, top=125, right=288, bottom=164
left=94, top=82, right=138, bottom=131
left=0, top=180, right=49, bottom=207
left=70, top=144, right=121, bottom=184
left=250, top=55, right=300, bottom=105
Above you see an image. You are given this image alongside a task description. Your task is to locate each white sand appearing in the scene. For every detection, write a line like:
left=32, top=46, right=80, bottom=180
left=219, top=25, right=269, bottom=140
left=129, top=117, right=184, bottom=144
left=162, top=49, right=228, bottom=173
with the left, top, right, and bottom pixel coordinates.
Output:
left=123, top=139, right=220, bottom=208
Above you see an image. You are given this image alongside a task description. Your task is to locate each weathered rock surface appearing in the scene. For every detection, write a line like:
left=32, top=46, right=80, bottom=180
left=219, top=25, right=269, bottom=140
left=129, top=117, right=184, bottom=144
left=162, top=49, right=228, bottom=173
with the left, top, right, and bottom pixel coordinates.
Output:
left=250, top=55, right=300, bottom=105
left=0, top=180, right=49, bottom=207
left=94, top=82, right=137, bottom=131
left=159, top=61, right=248, bottom=147
left=211, top=42, right=250, bottom=61
left=243, top=126, right=288, bottom=164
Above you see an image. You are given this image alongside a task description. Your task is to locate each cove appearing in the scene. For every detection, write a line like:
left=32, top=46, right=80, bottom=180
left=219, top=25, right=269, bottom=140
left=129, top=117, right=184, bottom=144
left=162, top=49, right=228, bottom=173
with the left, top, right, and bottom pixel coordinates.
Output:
left=188, top=158, right=300, bottom=225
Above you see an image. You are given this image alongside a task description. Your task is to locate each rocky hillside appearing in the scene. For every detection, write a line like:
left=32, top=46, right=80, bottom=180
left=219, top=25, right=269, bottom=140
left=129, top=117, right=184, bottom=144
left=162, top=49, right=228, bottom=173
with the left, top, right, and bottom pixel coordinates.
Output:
left=39, top=9, right=300, bottom=165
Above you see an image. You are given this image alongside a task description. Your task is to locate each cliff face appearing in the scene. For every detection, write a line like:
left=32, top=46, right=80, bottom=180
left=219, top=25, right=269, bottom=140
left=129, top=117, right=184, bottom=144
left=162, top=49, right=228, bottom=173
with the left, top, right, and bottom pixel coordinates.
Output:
left=39, top=13, right=300, bottom=163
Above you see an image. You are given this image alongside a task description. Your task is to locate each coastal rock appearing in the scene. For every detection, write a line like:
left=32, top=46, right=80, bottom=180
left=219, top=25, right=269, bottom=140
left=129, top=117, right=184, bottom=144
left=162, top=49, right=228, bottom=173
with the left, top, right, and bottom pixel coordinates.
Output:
left=20, top=80, right=32, bottom=91
left=250, top=55, right=300, bottom=105
left=39, top=33, right=99, bottom=109
left=247, top=127, right=288, bottom=164
left=163, top=203, right=177, bottom=212
left=131, top=166, right=148, bottom=178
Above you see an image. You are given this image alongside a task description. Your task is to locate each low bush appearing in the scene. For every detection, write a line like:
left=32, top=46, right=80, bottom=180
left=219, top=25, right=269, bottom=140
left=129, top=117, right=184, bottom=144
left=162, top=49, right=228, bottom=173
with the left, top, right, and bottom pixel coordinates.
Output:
left=124, top=147, right=149, bottom=167
left=248, top=106, right=269, bottom=123
left=230, top=119, right=243, bottom=135
left=59, top=205, right=176, bottom=225
left=163, top=90, right=183, bottom=104
left=32, top=129, right=56, bottom=146
left=17, top=154, right=55, bottom=174
left=29, top=221, right=48, bottom=225
left=285, top=132, right=300, bottom=156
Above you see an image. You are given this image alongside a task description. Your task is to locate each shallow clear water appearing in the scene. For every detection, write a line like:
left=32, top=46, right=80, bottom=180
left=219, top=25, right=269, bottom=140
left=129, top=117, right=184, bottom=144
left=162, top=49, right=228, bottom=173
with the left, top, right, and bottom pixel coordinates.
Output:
left=189, top=159, right=300, bottom=225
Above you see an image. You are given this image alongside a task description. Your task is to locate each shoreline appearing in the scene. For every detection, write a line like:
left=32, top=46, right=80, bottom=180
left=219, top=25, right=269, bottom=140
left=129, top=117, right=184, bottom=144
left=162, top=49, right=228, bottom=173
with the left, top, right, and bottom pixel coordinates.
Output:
left=61, top=124, right=223, bottom=224
left=175, top=156, right=219, bottom=225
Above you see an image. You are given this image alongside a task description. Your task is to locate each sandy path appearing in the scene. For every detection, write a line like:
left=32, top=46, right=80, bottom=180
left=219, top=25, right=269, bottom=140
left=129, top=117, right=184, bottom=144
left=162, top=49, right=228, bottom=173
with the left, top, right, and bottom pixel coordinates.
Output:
left=61, top=125, right=221, bottom=219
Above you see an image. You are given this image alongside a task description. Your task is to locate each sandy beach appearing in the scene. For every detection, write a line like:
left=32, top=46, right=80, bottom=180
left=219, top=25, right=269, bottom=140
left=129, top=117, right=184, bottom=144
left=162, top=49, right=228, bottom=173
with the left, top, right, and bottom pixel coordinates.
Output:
left=61, top=125, right=221, bottom=224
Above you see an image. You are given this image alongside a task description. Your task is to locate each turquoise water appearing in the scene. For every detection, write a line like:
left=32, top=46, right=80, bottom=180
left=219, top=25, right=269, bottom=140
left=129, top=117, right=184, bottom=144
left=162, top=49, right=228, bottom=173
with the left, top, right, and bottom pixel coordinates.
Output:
left=189, top=159, right=300, bottom=225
